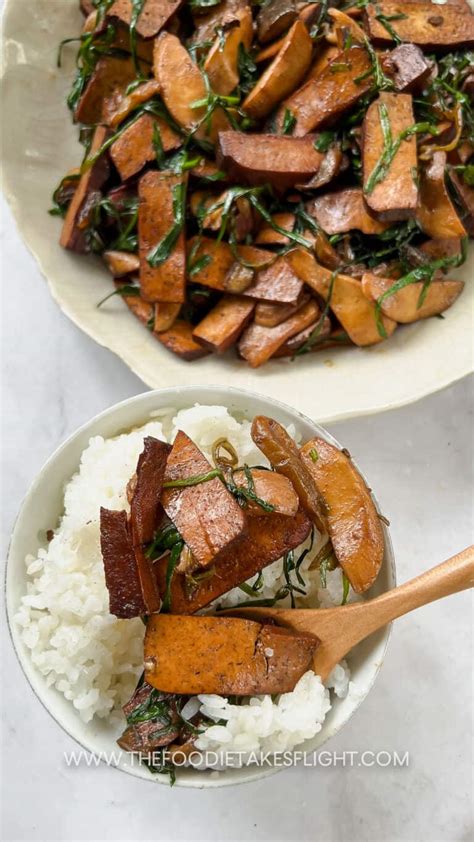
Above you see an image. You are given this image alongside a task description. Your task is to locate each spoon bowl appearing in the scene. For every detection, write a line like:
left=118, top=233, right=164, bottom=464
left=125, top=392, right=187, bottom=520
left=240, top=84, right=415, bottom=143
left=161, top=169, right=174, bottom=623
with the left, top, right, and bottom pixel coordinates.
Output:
left=225, top=545, right=474, bottom=680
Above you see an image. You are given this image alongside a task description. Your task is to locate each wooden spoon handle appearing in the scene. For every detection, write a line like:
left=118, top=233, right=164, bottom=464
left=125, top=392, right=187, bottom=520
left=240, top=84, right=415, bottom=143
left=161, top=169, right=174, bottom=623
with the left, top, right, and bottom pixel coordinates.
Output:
left=349, top=544, right=474, bottom=639
left=310, top=545, right=474, bottom=680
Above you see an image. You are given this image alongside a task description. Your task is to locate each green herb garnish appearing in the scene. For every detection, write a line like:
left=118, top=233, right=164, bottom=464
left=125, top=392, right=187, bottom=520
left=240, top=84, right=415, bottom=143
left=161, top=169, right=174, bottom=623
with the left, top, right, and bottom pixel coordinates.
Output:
left=462, top=164, right=474, bottom=187
left=142, top=751, right=176, bottom=785
left=237, top=44, right=259, bottom=96
left=341, top=572, right=350, bottom=605
left=282, top=108, right=296, bottom=136
left=145, top=523, right=183, bottom=558
left=309, top=0, right=329, bottom=40
left=375, top=7, right=408, bottom=45
left=356, top=35, right=393, bottom=92
left=296, top=270, right=337, bottom=356
left=126, top=689, right=175, bottom=725
left=97, top=283, right=140, bottom=308
left=129, top=0, right=146, bottom=74
left=249, top=194, right=314, bottom=249
left=227, top=537, right=312, bottom=610
left=161, top=542, right=183, bottom=612
left=225, top=465, right=275, bottom=513
left=48, top=172, right=81, bottom=217
left=238, top=571, right=264, bottom=597
left=162, top=467, right=223, bottom=488
left=188, top=0, right=221, bottom=8
left=314, top=131, right=337, bottom=153
left=188, top=253, right=213, bottom=277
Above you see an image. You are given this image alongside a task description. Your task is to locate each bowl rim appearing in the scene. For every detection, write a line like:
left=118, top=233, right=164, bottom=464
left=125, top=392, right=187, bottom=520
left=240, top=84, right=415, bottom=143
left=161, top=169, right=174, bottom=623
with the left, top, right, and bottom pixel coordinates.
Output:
left=5, top=385, right=396, bottom=788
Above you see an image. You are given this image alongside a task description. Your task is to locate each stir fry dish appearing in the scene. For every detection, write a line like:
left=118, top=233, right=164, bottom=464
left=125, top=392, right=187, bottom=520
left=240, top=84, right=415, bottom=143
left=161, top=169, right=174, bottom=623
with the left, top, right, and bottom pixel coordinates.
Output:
left=52, top=0, right=473, bottom=367
left=52, top=1, right=473, bottom=366
left=99, top=414, right=385, bottom=775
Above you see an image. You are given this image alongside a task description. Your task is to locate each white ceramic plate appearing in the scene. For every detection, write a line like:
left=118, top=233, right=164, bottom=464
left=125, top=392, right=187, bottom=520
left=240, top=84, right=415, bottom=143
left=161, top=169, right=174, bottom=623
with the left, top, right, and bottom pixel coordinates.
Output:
left=2, top=0, right=472, bottom=423
left=6, top=386, right=395, bottom=788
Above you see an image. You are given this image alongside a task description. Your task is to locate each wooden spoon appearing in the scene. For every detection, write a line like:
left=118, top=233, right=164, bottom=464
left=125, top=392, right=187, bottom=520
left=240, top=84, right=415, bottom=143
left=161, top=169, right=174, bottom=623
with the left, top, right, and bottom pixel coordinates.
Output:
left=224, top=545, right=474, bottom=681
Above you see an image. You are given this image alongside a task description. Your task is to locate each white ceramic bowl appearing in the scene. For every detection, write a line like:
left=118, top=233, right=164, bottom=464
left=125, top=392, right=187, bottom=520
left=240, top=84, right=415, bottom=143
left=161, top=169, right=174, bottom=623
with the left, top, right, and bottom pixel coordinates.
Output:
left=1, top=0, right=473, bottom=423
left=6, top=386, right=395, bottom=788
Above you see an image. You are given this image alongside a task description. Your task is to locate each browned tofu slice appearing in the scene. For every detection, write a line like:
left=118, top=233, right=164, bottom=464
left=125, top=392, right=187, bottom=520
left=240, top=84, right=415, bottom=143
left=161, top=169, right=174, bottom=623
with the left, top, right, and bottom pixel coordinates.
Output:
left=154, top=32, right=231, bottom=144
left=417, top=152, right=467, bottom=239
left=447, top=168, right=474, bottom=236
left=362, top=92, right=418, bottom=222
left=257, top=0, right=297, bottom=43
left=189, top=189, right=254, bottom=239
left=161, top=431, right=247, bottom=567
left=204, top=7, right=253, bottom=96
left=255, top=212, right=296, bottom=245
left=75, top=56, right=139, bottom=125
left=249, top=255, right=305, bottom=304
left=100, top=508, right=160, bottom=618
left=382, top=43, right=434, bottom=93
left=233, top=469, right=299, bottom=517
left=254, top=294, right=309, bottom=327
left=138, top=170, right=187, bottom=303
left=187, top=237, right=235, bottom=290
left=216, top=131, right=324, bottom=192
left=154, top=302, right=181, bottom=333
left=154, top=507, right=312, bottom=613
left=361, top=273, right=464, bottom=323
left=250, top=414, right=326, bottom=529
left=420, top=238, right=463, bottom=263
left=296, top=143, right=348, bottom=191
left=277, top=46, right=373, bottom=137
left=107, top=0, right=183, bottom=39
left=144, top=615, right=318, bottom=695
left=191, top=0, right=248, bottom=46
left=155, top=320, right=211, bottom=360
left=272, top=316, right=333, bottom=356
left=365, top=1, right=474, bottom=49
left=192, top=296, right=256, bottom=353
left=60, top=126, right=110, bottom=252
left=100, top=508, right=146, bottom=618
left=187, top=239, right=304, bottom=304
left=307, top=188, right=389, bottom=235
left=189, top=158, right=228, bottom=182
left=238, top=299, right=320, bottom=366
left=110, top=114, right=181, bottom=181
left=130, top=436, right=171, bottom=545
left=287, top=249, right=397, bottom=346
left=300, top=437, right=384, bottom=594
left=103, top=250, right=140, bottom=277
left=242, top=20, right=313, bottom=120
left=107, top=79, right=162, bottom=128
left=119, top=286, right=154, bottom=325
left=100, top=23, right=155, bottom=67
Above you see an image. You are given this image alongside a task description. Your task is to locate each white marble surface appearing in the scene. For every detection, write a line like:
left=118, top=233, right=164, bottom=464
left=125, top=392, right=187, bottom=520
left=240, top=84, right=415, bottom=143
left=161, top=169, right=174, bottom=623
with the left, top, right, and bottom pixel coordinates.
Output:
left=1, top=192, right=473, bottom=842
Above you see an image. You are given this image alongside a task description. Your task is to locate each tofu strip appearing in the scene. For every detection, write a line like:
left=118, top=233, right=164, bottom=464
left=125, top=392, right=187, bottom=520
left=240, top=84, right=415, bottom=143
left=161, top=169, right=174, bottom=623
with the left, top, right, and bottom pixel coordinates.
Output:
left=161, top=431, right=247, bottom=567
left=144, top=615, right=319, bottom=695
left=154, top=507, right=312, bottom=613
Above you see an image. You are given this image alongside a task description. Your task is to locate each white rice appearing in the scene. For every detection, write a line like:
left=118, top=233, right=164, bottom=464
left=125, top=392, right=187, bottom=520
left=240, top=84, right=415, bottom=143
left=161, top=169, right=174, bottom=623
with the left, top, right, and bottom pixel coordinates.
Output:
left=15, top=405, right=356, bottom=761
